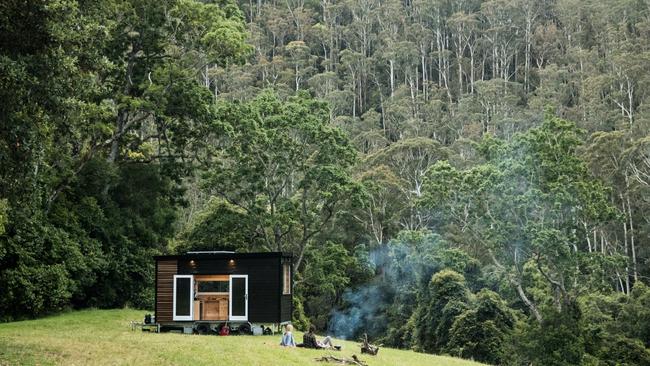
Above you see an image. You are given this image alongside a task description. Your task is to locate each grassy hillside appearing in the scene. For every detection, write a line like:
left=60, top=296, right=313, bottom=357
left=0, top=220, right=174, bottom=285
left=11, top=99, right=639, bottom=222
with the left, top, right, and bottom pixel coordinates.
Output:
left=0, top=309, right=486, bottom=366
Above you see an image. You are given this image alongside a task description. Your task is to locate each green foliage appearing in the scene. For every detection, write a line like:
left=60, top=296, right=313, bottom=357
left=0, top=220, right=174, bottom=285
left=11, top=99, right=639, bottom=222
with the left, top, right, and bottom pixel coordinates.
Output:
left=590, top=334, right=650, bottom=366
left=2, top=1, right=650, bottom=366
left=0, top=199, right=7, bottom=235
left=291, top=296, right=310, bottom=331
left=300, top=242, right=362, bottom=329
left=413, top=270, right=471, bottom=353
left=354, top=165, right=407, bottom=246
left=0, top=0, right=248, bottom=319
left=378, top=231, right=454, bottom=347
left=518, top=305, right=585, bottom=366
left=618, top=283, right=650, bottom=347
left=447, top=290, right=515, bottom=365
left=578, top=289, right=650, bottom=366
left=176, top=197, right=256, bottom=253
left=201, top=90, right=359, bottom=261
left=422, top=115, right=620, bottom=319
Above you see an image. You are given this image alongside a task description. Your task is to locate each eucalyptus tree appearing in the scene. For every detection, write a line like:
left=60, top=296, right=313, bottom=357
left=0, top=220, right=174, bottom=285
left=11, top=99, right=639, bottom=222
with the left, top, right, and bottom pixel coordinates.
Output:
left=286, top=40, right=316, bottom=91
left=342, top=0, right=381, bottom=115
left=284, top=0, right=314, bottom=41
left=262, top=3, right=292, bottom=57
left=605, top=49, right=650, bottom=127
left=471, top=78, right=524, bottom=136
left=352, top=165, right=408, bottom=246
left=516, top=0, right=541, bottom=93
left=422, top=114, right=618, bottom=322
left=375, top=0, right=405, bottom=99
left=339, top=49, right=365, bottom=117
left=365, top=137, right=448, bottom=230
left=532, top=22, right=561, bottom=70
left=448, top=11, right=480, bottom=95
left=480, top=0, right=520, bottom=82
left=585, top=132, right=650, bottom=291
left=201, top=90, right=360, bottom=270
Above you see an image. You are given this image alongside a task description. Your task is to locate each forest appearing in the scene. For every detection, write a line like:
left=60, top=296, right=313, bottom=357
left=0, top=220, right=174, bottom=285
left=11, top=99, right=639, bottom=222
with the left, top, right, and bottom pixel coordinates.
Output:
left=1, top=0, right=650, bottom=364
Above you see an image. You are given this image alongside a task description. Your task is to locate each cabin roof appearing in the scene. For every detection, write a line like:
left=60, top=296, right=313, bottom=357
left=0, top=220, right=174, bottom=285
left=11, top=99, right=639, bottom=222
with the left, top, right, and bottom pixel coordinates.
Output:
left=154, top=251, right=291, bottom=261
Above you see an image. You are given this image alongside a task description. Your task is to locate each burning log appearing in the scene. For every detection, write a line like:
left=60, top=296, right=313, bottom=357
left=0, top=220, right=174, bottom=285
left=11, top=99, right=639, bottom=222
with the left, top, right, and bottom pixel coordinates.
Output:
left=315, top=354, right=368, bottom=366
left=360, top=333, right=379, bottom=355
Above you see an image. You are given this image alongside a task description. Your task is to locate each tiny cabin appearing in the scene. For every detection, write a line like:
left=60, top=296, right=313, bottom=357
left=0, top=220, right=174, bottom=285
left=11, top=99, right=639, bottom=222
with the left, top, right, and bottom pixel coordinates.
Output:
left=154, top=251, right=292, bottom=328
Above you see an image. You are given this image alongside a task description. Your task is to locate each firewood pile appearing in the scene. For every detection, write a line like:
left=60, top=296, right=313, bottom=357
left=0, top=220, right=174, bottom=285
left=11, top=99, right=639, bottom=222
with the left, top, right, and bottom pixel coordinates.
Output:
left=360, top=333, right=379, bottom=355
left=315, top=354, right=368, bottom=366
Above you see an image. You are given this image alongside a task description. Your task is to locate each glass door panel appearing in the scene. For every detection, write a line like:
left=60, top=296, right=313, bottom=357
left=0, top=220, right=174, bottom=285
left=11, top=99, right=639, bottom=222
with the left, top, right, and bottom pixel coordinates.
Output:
left=229, top=275, right=248, bottom=321
left=173, top=275, right=193, bottom=321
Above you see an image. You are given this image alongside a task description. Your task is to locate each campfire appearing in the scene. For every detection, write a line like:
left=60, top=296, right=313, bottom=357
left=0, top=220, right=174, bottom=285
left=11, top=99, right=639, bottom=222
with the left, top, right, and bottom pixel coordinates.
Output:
left=360, top=333, right=379, bottom=355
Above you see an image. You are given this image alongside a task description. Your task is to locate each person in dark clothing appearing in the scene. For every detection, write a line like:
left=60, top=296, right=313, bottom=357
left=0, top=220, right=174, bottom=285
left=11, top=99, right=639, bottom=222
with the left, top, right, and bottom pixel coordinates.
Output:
left=301, top=326, right=319, bottom=348
left=300, top=325, right=339, bottom=350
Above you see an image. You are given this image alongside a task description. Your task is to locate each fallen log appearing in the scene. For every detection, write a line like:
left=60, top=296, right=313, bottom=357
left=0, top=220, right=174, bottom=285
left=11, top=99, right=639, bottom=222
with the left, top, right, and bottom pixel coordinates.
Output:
left=315, top=354, right=368, bottom=366
left=360, top=333, right=379, bottom=355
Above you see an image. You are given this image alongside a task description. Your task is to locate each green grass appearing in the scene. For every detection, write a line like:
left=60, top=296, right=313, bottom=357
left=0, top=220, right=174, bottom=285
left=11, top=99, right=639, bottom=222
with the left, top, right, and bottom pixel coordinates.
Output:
left=0, top=309, right=486, bottom=366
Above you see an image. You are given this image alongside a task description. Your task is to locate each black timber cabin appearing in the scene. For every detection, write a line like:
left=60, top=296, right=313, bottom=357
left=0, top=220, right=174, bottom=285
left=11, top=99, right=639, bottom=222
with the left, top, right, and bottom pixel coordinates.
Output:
left=154, top=251, right=292, bottom=327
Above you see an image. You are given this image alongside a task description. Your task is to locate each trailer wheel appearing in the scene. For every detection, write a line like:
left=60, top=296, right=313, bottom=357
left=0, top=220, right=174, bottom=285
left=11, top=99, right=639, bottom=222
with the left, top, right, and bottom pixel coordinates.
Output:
left=238, top=323, right=252, bottom=335
left=195, top=323, right=210, bottom=335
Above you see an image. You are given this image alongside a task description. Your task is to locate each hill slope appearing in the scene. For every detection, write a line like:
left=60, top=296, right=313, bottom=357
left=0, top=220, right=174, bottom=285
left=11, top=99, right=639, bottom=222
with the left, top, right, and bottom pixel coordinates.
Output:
left=0, top=309, right=486, bottom=366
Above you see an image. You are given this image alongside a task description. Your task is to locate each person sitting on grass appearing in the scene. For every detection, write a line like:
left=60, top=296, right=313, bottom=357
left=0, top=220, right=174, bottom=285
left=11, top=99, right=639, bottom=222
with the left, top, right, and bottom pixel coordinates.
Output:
left=280, top=324, right=296, bottom=347
left=300, top=325, right=340, bottom=350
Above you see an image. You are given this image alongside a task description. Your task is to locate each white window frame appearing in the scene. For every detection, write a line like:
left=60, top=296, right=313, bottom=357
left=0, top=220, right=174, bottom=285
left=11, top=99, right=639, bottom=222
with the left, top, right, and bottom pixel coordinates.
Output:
left=229, top=275, right=248, bottom=321
left=173, top=275, right=194, bottom=321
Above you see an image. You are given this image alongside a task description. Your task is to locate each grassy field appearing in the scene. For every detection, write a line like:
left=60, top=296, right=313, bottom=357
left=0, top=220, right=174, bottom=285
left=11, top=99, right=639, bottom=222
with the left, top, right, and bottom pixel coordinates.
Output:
left=0, top=309, right=486, bottom=366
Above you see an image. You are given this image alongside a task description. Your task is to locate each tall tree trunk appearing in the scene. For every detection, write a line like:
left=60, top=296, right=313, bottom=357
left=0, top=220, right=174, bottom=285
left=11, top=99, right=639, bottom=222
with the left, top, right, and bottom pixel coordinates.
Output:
left=457, top=43, right=463, bottom=96
left=108, top=110, right=126, bottom=163
left=490, top=251, right=543, bottom=323
left=436, top=26, right=443, bottom=87
left=389, top=59, right=395, bottom=98
left=421, top=46, right=427, bottom=100
left=469, top=43, right=475, bottom=93
left=516, top=279, right=542, bottom=323
left=584, top=221, right=592, bottom=253
left=524, top=13, right=533, bottom=93
left=627, top=77, right=634, bottom=126
left=374, top=76, right=386, bottom=135
left=625, top=174, right=638, bottom=282
left=621, top=193, right=631, bottom=294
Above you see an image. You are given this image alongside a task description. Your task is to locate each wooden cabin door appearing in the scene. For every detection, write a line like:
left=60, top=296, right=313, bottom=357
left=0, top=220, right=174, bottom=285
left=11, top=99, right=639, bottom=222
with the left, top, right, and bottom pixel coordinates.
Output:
left=229, top=275, right=248, bottom=321
left=173, top=275, right=194, bottom=321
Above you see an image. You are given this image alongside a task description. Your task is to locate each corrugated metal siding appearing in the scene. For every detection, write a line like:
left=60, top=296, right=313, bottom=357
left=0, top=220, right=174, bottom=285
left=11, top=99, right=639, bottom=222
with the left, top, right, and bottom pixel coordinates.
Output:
left=156, top=260, right=177, bottom=322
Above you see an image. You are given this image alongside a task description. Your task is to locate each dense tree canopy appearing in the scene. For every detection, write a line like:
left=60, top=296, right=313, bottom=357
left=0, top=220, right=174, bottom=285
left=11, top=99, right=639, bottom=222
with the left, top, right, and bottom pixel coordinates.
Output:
left=0, top=0, right=249, bottom=317
left=179, top=90, right=360, bottom=270
left=2, top=0, right=650, bottom=364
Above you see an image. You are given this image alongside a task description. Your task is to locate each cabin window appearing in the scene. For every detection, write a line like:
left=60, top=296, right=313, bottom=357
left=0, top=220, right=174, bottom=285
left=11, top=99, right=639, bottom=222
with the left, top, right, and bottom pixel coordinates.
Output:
left=283, top=263, right=291, bottom=294
left=197, top=280, right=229, bottom=293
